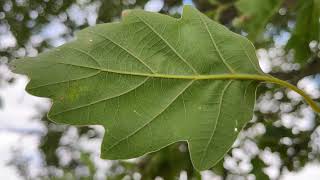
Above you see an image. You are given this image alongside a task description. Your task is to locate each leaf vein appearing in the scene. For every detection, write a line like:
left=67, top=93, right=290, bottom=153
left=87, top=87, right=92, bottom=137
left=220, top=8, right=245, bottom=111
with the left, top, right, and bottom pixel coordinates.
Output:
left=105, top=80, right=195, bottom=152
left=86, top=30, right=156, bottom=73
left=134, top=14, right=199, bottom=75
left=199, top=80, right=234, bottom=167
left=65, top=47, right=102, bottom=67
left=238, top=40, right=264, bottom=74
left=28, top=71, right=101, bottom=90
left=197, top=13, right=235, bottom=73
left=50, top=77, right=150, bottom=117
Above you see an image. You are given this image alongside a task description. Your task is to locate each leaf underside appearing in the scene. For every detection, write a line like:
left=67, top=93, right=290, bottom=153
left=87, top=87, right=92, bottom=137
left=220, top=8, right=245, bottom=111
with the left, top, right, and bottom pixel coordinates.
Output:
left=12, top=6, right=265, bottom=170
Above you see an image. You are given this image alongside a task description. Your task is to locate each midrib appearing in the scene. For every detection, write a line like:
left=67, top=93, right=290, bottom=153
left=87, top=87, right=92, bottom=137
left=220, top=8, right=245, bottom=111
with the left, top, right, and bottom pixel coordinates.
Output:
left=59, top=62, right=320, bottom=113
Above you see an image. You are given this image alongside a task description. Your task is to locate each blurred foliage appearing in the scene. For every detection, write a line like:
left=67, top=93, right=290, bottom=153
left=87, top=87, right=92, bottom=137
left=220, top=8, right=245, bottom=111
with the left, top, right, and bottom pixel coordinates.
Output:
left=1, top=0, right=320, bottom=179
left=286, top=0, right=320, bottom=64
left=98, top=0, right=149, bottom=22
left=0, top=0, right=75, bottom=58
left=235, top=0, right=284, bottom=41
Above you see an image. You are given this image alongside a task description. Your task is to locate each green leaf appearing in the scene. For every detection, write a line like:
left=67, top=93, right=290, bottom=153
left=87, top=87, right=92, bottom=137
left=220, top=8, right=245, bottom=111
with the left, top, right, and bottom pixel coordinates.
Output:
left=10, top=6, right=320, bottom=170
left=236, top=0, right=284, bottom=41
left=251, top=158, right=269, bottom=180
left=286, top=0, right=320, bottom=63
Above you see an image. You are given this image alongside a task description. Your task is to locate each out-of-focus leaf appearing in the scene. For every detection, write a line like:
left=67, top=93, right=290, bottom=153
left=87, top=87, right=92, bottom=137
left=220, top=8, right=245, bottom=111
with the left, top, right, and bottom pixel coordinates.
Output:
left=257, top=122, right=314, bottom=172
left=139, top=143, right=197, bottom=179
left=251, top=157, right=269, bottom=180
left=208, top=0, right=219, bottom=5
left=40, top=129, right=63, bottom=166
left=0, top=0, right=74, bottom=47
left=236, top=0, right=284, bottom=41
left=286, top=0, right=320, bottom=63
left=98, top=0, right=149, bottom=22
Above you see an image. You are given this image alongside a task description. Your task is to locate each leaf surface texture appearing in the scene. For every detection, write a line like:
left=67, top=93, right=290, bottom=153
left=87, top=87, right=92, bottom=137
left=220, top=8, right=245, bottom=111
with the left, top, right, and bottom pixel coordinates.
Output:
left=12, top=6, right=286, bottom=170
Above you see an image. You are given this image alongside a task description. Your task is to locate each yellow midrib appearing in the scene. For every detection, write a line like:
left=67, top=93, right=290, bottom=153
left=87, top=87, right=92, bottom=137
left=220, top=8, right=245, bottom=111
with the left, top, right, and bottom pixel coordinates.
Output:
left=59, top=62, right=320, bottom=113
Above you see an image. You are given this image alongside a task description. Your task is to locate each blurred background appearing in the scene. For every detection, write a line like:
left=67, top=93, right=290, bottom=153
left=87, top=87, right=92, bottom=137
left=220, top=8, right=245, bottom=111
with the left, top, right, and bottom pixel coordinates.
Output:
left=0, top=0, right=320, bottom=179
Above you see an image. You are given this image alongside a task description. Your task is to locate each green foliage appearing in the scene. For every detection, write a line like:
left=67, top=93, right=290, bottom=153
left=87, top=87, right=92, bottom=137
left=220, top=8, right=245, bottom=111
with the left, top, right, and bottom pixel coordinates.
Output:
left=10, top=4, right=320, bottom=173
left=251, top=157, right=269, bottom=180
left=286, top=0, right=320, bottom=63
left=236, top=0, right=284, bottom=41
left=98, top=0, right=149, bottom=22
left=109, top=143, right=200, bottom=180
left=0, top=0, right=74, bottom=48
left=258, top=121, right=314, bottom=171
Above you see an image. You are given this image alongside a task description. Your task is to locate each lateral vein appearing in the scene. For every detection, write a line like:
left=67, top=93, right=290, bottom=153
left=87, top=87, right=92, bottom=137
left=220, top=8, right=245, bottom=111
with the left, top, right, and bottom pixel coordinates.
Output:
left=86, top=30, right=156, bottom=73
left=105, top=80, right=195, bottom=152
left=197, top=13, right=235, bottom=73
left=199, top=80, right=233, bottom=167
left=134, top=14, right=199, bottom=75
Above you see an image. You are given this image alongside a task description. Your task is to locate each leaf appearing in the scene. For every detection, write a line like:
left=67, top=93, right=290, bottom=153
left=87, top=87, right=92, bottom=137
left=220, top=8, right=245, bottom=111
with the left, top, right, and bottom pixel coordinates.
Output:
left=286, top=0, right=320, bottom=63
left=251, top=157, right=269, bottom=180
left=236, top=0, right=284, bottom=41
left=11, top=6, right=320, bottom=170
